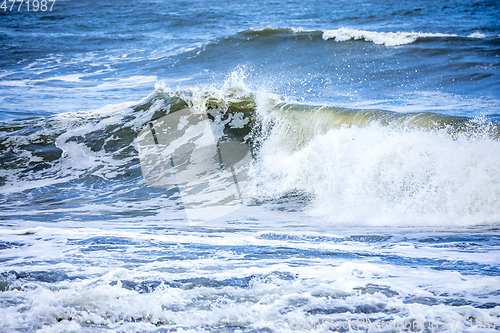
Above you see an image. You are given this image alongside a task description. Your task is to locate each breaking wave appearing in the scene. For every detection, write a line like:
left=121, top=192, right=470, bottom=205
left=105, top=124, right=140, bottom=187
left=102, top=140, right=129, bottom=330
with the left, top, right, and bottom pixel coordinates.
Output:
left=238, top=27, right=495, bottom=46
left=322, top=28, right=455, bottom=46
left=1, top=75, right=499, bottom=225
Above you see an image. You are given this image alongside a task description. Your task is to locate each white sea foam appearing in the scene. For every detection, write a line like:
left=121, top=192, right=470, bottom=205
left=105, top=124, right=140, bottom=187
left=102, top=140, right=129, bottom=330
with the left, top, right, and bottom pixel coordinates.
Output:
left=0, top=225, right=499, bottom=332
left=151, top=73, right=500, bottom=226
left=256, top=106, right=500, bottom=225
left=468, top=32, right=488, bottom=38
left=322, top=28, right=455, bottom=46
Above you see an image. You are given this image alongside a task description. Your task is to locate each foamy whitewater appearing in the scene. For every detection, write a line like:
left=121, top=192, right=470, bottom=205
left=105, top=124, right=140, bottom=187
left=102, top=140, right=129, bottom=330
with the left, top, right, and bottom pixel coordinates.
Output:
left=1, top=0, right=499, bottom=332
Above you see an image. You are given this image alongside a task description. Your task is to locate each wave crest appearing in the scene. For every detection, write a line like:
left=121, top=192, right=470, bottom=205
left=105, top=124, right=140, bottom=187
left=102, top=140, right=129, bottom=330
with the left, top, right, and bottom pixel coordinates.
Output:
left=322, top=28, right=455, bottom=46
left=235, top=27, right=490, bottom=46
left=1, top=71, right=499, bottom=225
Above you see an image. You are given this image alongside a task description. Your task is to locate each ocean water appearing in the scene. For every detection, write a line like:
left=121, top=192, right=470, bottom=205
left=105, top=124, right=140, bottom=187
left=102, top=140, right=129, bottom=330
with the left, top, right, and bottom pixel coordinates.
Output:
left=1, top=0, right=500, bottom=332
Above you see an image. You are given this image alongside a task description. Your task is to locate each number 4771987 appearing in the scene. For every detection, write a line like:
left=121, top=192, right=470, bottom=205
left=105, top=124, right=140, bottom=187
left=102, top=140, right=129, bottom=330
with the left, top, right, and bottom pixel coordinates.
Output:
left=1, top=0, right=56, bottom=11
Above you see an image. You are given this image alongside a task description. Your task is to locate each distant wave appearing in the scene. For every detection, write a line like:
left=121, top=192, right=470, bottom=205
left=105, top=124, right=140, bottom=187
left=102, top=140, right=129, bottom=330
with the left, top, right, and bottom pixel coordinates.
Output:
left=322, top=28, right=456, bottom=46
left=238, top=27, right=494, bottom=47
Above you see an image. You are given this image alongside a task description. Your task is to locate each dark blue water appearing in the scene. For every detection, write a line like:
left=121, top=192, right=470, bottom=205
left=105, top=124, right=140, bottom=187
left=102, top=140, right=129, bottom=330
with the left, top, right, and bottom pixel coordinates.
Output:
left=1, top=0, right=499, bottom=332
